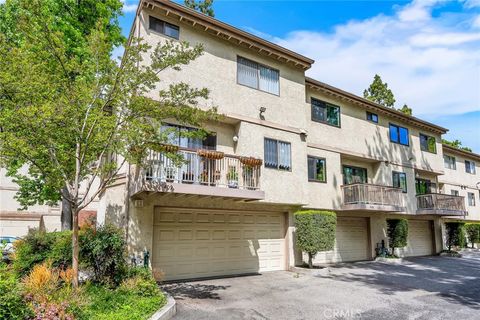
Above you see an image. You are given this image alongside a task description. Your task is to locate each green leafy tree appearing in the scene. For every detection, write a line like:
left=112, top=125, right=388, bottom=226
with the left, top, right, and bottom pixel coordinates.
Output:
left=445, top=222, right=466, bottom=251
left=387, top=219, right=408, bottom=256
left=464, top=223, right=480, bottom=248
left=0, top=0, right=125, bottom=231
left=0, top=0, right=217, bottom=287
left=399, top=104, right=412, bottom=116
left=442, top=139, right=473, bottom=152
left=184, top=0, right=215, bottom=17
left=363, top=74, right=396, bottom=108
left=363, top=74, right=415, bottom=115
left=295, top=210, right=336, bottom=268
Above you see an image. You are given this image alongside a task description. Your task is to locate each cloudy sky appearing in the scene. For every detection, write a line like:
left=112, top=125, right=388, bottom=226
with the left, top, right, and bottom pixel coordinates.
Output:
left=119, top=0, right=480, bottom=151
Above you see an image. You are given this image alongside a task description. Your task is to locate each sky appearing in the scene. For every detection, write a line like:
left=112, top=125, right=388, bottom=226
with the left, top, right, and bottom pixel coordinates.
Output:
left=118, top=0, right=480, bottom=152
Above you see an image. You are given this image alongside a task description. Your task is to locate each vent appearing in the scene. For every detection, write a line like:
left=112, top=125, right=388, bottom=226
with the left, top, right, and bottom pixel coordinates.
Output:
left=134, top=200, right=144, bottom=208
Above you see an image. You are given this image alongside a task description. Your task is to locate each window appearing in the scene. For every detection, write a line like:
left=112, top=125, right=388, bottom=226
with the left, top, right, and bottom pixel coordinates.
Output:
left=366, top=111, right=378, bottom=123
left=264, top=138, right=291, bottom=171
left=343, top=166, right=367, bottom=185
left=444, top=155, right=456, bottom=170
left=389, top=124, right=409, bottom=146
left=161, top=124, right=216, bottom=150
left=237, top=57, right=279, bottom=95
left=468, top=192, right=476, bottom=206
left=465, top=160, right=476, bottom=174
left=311, top=98, right=340, bottom=127
left=451, top=190, right=459, bottom=196
left=308, top=156, right=326, bottom=182
left=149, top=16, right=179, bottom=39
left=392, top=172, right=407, bottom=193
left=420, top=133, right=436, bottom=153
left=415, top=178, right=436, bottom=195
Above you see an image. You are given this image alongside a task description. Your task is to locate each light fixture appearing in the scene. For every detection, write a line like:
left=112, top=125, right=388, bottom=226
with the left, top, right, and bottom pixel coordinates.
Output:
left=259, top=107, right=266, bottom=120
left=233, top=135, right=238, bottom=143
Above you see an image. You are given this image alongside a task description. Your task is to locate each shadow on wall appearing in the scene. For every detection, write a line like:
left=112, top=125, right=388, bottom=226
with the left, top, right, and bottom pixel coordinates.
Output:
left=330, top=174, right=341, bottom=209
left=318, top=254, right=480, bottom=309
left=105, top=204, right=124, bottom=227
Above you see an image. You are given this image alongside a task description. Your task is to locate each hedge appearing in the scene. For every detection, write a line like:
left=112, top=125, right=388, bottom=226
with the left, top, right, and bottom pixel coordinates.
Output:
left=387, top=219, right=408, bottom=255
left=294, top=210, right=336, bottom=268
left=464, top=223, right=480, bottom=248
left=445, top=222, right=466, bottom=250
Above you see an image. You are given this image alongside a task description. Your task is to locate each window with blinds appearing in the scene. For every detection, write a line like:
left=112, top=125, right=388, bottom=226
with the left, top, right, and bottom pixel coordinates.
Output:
left=264, top=138, right=291, bottom=170
left=237, top=57, right=280, bottom=95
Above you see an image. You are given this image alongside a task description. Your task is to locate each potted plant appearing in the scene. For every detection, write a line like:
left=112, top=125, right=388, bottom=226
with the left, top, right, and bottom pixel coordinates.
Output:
left=227, top=168, right=238, bottom=188
left=199, top=170, right=209, bottom=185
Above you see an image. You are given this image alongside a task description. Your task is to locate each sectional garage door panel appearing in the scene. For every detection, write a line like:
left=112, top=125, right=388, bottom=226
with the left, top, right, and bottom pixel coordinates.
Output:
left=313, top=217, right=370, bottom=264
left=403, top=220, right=433, bottom=257
left=152, top=208, right=286, bottom=281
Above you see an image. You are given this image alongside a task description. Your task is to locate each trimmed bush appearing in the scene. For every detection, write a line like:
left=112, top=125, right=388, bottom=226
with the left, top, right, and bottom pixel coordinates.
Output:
left=13, top=230, right=72, bottom=275
left=445, top=222, right=466, bottom=250
left=295, top=210, right=336, bottom=268
left=79, top=224, right=128, bottom=286
left=387, top=219, right=408, bottom=256
left=464, top=223, right=480, bottom=248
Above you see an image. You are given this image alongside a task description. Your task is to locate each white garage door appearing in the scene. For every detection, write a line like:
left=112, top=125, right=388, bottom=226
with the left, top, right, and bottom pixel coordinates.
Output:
left=313, top=217, right=370, bottom=264
left=404, top=220, right=433, bottom=257
left=152, top=207, right=286, bottom=281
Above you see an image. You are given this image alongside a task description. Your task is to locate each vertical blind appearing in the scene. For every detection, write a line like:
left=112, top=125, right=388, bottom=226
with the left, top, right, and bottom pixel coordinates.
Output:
left=237, top=57, right=279, bottom=95
left=264, top=138, right=291, bottom=170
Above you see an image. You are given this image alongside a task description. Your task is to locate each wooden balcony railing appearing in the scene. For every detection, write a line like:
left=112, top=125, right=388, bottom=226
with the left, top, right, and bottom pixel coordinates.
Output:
left=139, top=149, right=261, bottom=191
left=416, top=193, right=466, bottom=215
left=341, top=183, right=404, bottom=208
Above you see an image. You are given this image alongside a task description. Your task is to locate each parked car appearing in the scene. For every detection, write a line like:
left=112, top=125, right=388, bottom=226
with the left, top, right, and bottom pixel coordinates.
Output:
left=1, top=236, right=19, bottom=262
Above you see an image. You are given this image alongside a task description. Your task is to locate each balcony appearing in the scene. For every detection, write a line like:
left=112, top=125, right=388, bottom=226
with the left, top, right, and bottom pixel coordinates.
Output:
left=341, top=183, right=405, bottom=212
left=130, top=148, right=265, bottom=200
left=416, top=193, right=467, bottom=216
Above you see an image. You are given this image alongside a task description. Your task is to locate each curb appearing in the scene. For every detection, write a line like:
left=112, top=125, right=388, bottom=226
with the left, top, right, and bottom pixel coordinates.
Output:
left=149, top=293, right=176, bottom=320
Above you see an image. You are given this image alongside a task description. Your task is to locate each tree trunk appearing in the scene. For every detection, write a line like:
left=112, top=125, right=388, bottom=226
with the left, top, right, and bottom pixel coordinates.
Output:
left=72, top=207, right=80, bottom=288
left=308, top=253, right=313, bottom=269
left=61, top=187, right=72, bottom=231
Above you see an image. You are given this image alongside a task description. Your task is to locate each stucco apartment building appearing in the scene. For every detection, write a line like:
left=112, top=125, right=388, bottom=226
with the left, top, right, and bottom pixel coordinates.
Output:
left=1, top=0, right=479, bottom=281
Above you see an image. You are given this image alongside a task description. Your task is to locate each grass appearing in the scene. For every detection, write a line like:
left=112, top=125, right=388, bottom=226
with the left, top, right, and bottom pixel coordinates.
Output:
left=75, top=283, right=166, bottom=320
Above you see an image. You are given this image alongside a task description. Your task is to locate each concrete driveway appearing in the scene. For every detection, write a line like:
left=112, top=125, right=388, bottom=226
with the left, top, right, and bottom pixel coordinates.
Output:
left=162, top=251, right=480, bottom=320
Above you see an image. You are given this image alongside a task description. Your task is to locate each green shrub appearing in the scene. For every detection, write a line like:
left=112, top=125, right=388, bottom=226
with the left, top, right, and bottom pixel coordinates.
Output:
left=0, top=263, right=34, bottom=319
left=464, top=223, right=480, bottom=248
left=120, top=268, right=160, bottom=297
left=295, top=210, right=336, bottom=268
left=387, top=219, right=408, bottom=255
left=445, top=222, right=466, bottom=250
left=13, top=229, right=72, bottom=275
left=80, top=224, right=127, bottom=286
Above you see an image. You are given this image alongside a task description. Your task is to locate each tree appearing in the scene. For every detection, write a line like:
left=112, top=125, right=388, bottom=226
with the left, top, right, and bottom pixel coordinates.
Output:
left=363, top=74, right=415, bottom=115
left=294, top=210, right=336, bottom=268
left=184, top=0, right=215, bottom=17
left=442, top=139, right=473, bottom=152
left=0, top=0, right=125, bottom=231
left=0, top=0, right=218, bottom=287
left=399, top=104, right=412, bottom=116
left=387, top=219, right=408, bottom=256
left=445, top=222, right=466, bottom=251
left=363, top=74, right=396, bottom=108
left=464, top=223, right=480, bottom=249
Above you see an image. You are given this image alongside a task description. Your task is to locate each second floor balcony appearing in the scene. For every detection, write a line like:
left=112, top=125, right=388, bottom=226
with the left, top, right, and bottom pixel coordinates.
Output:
left=416, top=193, right=467, bottom=216
left=341, top=183, right=405, bottom=212
left=130, top=148, right=265, bottom=201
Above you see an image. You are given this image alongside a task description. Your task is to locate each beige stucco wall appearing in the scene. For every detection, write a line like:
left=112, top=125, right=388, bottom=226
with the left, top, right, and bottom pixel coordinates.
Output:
left=438, top=150, right=480, bottom=221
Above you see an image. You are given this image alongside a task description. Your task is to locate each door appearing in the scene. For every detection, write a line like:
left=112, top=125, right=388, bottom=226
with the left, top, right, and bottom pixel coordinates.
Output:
left=152, top=207, right=286, bottom=281
left=314, top=217, right=370, bottom=264
left=404, top=220, right=433, bottom=257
